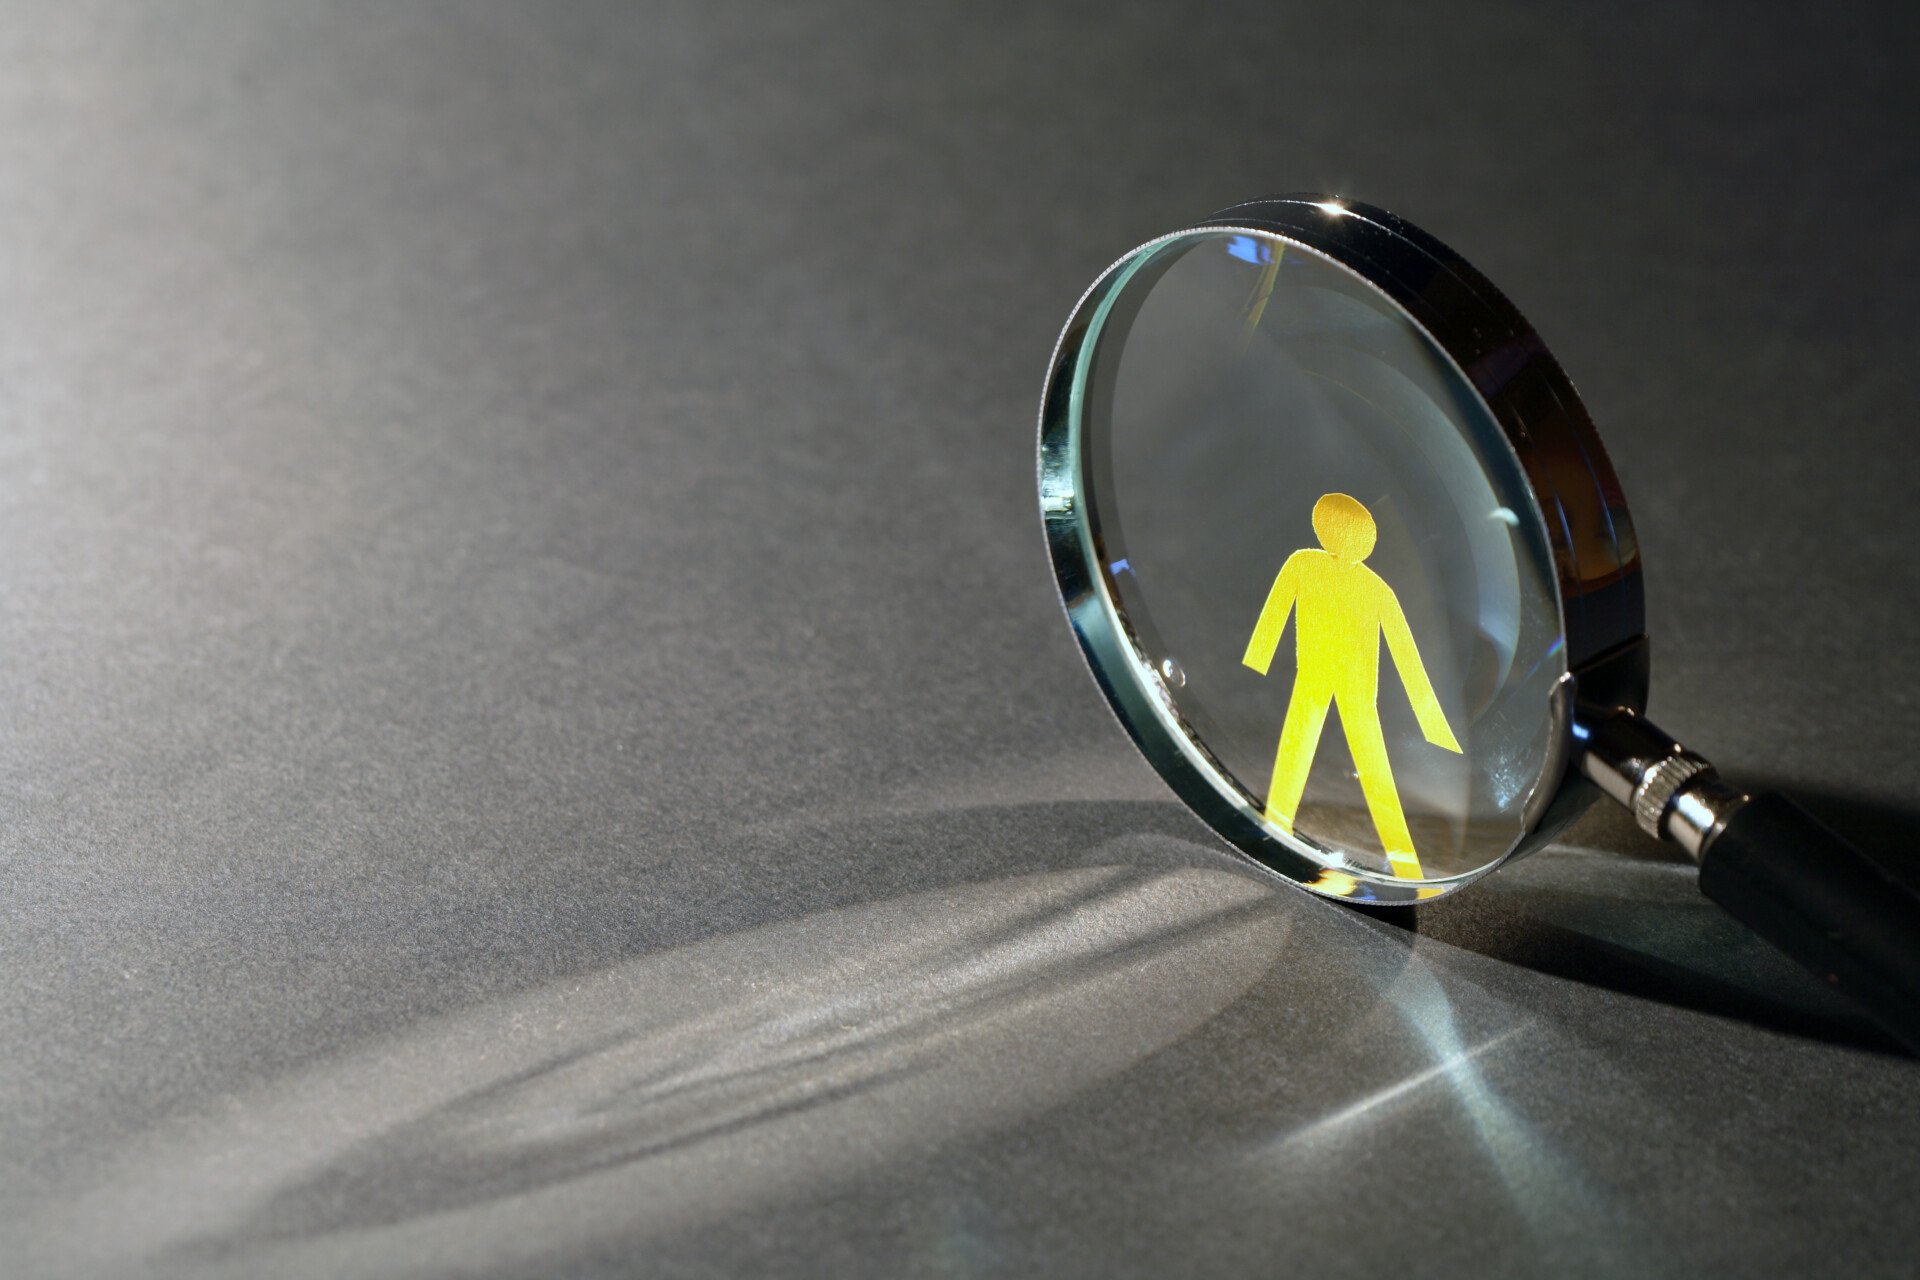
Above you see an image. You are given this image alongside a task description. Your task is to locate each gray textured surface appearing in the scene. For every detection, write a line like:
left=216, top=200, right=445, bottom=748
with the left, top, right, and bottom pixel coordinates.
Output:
left=3, top=2, right=1917, bottom=1276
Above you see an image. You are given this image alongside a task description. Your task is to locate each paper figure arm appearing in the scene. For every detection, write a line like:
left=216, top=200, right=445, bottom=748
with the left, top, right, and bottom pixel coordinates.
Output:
left=1243, top=552, right=1304, bottom=676
left=1380, top=590, right=1463, bottom=753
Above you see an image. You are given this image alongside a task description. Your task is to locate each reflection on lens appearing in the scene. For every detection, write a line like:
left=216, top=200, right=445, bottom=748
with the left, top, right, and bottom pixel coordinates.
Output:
left=1068, top=229, right=1565, bottom=889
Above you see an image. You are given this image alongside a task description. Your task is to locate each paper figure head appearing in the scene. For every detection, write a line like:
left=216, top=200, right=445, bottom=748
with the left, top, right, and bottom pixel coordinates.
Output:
left=1311, top=492, right=1376, bottom=562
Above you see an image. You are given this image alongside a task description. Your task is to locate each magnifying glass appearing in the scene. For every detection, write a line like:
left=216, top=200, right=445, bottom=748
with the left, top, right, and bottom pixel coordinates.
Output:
left=1038, top=195, right=1920, bottom=1052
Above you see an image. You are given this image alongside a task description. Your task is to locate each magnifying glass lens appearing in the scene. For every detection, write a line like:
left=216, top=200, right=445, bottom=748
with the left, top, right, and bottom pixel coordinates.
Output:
left=1072, top=228, right=1565, bottom=889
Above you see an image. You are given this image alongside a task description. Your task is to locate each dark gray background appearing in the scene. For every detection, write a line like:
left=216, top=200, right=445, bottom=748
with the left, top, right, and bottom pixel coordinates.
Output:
left=3, top=2, right=1916, bottom=1276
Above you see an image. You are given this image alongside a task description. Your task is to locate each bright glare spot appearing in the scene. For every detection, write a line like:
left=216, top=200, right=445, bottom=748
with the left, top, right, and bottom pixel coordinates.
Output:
left=1314, top=200, right=1347, bottom=216
left=1490, top=506, right=1520, bottom=526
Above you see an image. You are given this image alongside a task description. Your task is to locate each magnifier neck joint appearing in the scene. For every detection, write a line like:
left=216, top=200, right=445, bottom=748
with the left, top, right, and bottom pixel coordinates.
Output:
left=1574, top=708, right=1750, bottom=860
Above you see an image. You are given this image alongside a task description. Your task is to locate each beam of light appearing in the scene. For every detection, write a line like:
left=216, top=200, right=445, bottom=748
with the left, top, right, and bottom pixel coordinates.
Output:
left=1248, top=944, right=1635, bottom=1260
left=1274, top=1025, right=1523, bottom=1149
left=1391, top=951, right=1631, bottom=1257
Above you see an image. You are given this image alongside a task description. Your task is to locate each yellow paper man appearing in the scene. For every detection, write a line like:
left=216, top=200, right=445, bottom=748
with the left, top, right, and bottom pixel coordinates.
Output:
left=1242, top=493, right=1462, bottom=880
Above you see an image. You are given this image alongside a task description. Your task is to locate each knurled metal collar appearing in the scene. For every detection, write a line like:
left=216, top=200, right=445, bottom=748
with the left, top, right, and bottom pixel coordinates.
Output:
left=1631, top=753, right=1713, bottom=839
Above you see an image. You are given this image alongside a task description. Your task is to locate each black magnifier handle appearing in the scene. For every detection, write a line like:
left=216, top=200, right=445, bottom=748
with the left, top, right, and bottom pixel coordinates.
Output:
left=1579, top=710, right=1920, bottom=1055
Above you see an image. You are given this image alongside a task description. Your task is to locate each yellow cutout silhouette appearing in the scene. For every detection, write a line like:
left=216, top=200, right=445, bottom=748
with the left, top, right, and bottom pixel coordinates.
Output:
left=1242, top=493, right=1462, bottom=881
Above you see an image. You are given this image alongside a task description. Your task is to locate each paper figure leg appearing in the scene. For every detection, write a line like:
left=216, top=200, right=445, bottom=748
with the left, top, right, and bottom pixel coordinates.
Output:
left=1338, top=693, right=1422, bottom=879
left=1264, top=683, right=1331, bottom=834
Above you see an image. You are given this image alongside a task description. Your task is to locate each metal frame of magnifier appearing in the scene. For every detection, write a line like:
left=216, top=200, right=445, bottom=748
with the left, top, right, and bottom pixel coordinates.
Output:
left=1042, top=196, right=1920, bottom=1051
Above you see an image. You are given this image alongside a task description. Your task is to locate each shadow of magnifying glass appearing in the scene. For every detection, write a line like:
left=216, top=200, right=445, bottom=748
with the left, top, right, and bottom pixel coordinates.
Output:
left=1401, top=786, right=1920, bottom=1056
